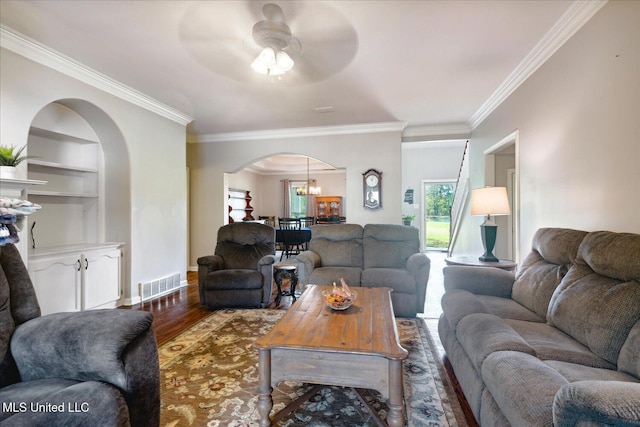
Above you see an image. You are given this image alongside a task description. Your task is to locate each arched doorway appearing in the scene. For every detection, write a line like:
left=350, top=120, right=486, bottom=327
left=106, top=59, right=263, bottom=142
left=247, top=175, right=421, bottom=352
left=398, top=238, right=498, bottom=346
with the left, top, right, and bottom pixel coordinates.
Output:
left=226, top=154, right=345, bottom=223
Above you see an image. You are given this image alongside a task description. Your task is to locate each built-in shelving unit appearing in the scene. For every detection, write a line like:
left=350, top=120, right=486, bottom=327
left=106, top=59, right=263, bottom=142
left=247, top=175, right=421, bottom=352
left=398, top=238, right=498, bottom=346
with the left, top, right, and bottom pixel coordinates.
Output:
left=26, top=104, right=102, bottom=247
left=23, top=102, right=123, bottom=314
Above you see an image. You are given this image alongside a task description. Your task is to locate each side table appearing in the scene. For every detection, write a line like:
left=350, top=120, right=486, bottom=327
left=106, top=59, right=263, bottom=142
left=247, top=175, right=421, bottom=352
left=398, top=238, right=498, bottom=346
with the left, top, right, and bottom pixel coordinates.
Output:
left=445, top=256, right=517, bottom=271
left=273, top=265, right=298, bottom=306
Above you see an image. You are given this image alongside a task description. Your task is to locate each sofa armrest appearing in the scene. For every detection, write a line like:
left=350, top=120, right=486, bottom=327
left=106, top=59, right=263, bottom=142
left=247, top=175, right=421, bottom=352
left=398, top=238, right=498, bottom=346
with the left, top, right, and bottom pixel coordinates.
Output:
left=11, top=309, right=159, bottom=427
left=197, top=254, right=224, bottom=271
left=406, top=253, right=431, bottom=314
left=443, top=265, right=515, bottom=297
left=553, top=380, right=640, bottom=427
left=296, top=250, right=321, bottom=286
left=12, top=310, right=154, bottom=384
left=258, top=254, right=276, bottom=267
left=258, top=255, right=276, bottom=307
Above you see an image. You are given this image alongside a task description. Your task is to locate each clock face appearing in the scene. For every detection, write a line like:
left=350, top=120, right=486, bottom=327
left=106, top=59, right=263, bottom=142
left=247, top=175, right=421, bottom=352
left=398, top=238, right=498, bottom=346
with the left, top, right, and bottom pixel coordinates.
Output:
left=366, top=175, right=379, bottom=187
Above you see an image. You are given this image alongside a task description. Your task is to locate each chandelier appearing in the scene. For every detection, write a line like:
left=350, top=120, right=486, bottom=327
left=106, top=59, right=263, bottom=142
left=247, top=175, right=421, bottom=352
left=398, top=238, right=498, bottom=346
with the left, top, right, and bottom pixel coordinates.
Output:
left=296, top=157, right=321, bottom=196
left=251, top=4, right=298, bottom=77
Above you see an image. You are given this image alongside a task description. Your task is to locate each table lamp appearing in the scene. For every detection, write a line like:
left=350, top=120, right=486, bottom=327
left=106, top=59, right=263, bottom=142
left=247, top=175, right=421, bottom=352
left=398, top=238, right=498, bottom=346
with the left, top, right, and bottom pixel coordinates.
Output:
left=471, top=186, right=511, bottom=262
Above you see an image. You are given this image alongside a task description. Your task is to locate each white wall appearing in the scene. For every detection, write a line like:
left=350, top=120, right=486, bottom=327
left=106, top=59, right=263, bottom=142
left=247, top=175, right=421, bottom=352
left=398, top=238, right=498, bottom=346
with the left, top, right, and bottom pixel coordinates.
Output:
left=0, top=48, right=189, bottom=304
left=455, top=0, right=640, bottom=260
left=188, top=129, right=402, bottom=268
left=401, top=141, right=467, bottom=248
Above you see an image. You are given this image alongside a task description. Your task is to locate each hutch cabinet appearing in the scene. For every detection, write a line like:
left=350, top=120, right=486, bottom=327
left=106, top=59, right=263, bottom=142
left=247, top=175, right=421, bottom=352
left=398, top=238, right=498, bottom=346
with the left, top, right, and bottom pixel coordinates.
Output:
left=315, top=196, right=342, bottom=218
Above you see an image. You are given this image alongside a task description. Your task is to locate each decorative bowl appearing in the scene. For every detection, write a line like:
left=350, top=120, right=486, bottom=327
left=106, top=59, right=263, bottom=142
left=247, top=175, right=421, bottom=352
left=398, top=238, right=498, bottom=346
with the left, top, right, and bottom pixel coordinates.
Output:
left=323, top=290, right=357, bottom=311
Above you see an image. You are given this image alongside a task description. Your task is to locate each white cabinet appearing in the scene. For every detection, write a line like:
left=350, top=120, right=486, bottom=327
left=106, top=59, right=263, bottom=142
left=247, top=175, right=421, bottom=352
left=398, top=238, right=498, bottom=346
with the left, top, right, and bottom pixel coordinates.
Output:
left=28, top=253, right=82, bottom=314
left=83, top=248, right=121, bottom=310
left=29, top=244, right=122, bottom=315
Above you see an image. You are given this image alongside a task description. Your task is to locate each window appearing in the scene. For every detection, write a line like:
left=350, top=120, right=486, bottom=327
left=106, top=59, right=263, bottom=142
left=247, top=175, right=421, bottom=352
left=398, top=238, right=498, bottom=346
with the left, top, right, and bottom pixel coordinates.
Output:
left=288, top=181, right=308, bottom=218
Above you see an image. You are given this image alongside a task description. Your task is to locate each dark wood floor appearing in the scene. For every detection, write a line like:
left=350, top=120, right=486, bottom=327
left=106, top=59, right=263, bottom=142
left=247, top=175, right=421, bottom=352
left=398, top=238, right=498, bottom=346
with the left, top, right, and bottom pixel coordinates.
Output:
left=126, top=271, right=479, bottom=426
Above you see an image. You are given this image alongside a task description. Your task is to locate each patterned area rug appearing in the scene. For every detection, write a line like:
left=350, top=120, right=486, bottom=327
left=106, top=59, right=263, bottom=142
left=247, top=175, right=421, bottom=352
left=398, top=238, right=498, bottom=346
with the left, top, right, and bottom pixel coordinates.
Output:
left=159, top=309, right=465, bottom=426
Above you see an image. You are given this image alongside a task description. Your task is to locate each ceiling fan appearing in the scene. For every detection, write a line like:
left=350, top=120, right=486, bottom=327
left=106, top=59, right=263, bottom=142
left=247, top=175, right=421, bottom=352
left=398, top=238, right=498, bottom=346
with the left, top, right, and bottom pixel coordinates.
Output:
left=250, top=4, right=301, bottom=77
left=178, top=1, right=358, bottom=85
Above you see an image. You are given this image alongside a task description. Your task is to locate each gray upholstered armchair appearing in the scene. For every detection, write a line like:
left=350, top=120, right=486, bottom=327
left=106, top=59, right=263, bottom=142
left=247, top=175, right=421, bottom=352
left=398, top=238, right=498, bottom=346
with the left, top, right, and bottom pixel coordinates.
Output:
left=197, top=222, right=276, bottom=309
left=0, top=243, right=160, bottom=427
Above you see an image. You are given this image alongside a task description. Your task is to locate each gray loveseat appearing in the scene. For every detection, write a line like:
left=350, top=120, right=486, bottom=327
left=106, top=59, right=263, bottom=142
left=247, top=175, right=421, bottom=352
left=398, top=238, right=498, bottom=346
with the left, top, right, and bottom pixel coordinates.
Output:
left=297, top=223, right=430, bottom=318
left=0, top=243, right=160, bottom=427
left=439, top=228, right=640, bottom=426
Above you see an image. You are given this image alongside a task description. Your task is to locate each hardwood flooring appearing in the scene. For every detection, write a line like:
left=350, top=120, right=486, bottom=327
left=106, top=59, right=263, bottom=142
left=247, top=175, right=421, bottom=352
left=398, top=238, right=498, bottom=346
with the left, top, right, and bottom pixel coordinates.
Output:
left=126, top=270, right=479, bottom=426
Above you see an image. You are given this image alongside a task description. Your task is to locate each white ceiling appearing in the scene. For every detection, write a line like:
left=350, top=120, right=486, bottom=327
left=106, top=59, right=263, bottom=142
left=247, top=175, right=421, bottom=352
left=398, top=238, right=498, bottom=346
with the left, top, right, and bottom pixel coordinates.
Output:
left=0, top=0, right=586, bottom=142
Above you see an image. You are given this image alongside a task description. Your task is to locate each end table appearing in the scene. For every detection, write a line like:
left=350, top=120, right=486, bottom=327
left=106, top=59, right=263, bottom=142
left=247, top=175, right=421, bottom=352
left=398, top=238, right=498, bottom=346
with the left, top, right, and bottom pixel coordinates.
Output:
left=273, top=265, right=298, bottom=306
left=445, top=256, right=517, bottom=271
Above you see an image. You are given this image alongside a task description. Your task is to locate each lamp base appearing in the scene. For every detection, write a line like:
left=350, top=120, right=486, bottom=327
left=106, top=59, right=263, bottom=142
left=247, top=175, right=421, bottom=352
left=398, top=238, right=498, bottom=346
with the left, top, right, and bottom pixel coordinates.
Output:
left=479, top=253, right=500, bottom=262
left=479, top=224, right=499, bottom=262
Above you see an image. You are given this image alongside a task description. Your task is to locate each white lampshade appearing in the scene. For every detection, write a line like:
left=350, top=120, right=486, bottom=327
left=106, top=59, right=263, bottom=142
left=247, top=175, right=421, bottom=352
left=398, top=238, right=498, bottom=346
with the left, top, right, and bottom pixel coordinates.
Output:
left=471, top=187, right=511, bottom=216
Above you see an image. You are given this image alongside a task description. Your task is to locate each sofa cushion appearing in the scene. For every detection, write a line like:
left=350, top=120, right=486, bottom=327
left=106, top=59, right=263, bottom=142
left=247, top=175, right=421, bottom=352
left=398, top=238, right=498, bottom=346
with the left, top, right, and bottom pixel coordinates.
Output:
left=1, top=244, right=41, bottom=388
left=363, top=224, right=419, bottom=269
left=202, top=270, right=263, bottom=290
left=511, top=228, right=586, bottom=320
left=361, top=268, right=416, bottom=293
left=0, top=264, right=17, bottom=388
left=505, top=319, right=616, bottom=369
left=309, top=224, right=363, bottom=268
left=309, top=267, right=362, bottom=287
left=544, top=360, right=639, bottom=383
left=475, top=295, right=545, bottom=322
left=457, top=313, right=535, bottom=371
left=214, top=223, right=275, bottom=270
left=548, top=231, right=640, bottom=365
left=618, top=319, right=640, bottom=380
left=0, top=378, right=130, bottom=425
left=482, top=351, right=569, bottom=427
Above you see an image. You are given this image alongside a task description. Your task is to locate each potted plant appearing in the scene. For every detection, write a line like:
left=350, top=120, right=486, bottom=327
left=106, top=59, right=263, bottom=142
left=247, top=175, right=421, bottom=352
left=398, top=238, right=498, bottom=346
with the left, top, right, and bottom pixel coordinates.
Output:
left=402, top=214, right=415, bottom=226
left=0, top=144, right=30, bottom=179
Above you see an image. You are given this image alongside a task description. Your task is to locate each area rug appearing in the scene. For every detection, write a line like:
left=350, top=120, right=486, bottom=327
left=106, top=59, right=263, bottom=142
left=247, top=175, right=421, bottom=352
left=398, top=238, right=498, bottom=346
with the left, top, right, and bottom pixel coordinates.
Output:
left=159, top=309, right=466, bottom=426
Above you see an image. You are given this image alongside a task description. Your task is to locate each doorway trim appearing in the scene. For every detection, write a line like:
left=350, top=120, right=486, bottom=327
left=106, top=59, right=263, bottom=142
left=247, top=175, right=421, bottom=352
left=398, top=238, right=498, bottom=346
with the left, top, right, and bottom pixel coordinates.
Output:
left=484, top=130, right=520, bottom=262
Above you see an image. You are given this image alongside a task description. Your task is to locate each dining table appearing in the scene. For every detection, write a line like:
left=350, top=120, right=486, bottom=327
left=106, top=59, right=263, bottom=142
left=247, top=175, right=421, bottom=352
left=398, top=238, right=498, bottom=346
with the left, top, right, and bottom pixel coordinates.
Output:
left=276, top=227, right=312, bottom=260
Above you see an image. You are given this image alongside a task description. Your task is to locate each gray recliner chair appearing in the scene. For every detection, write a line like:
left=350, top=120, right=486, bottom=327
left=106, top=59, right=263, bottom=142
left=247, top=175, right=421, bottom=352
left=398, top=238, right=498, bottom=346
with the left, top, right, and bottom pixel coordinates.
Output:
left=0, top=243, right=160, bottom=427
left=197, top=222, right=276, bottom=309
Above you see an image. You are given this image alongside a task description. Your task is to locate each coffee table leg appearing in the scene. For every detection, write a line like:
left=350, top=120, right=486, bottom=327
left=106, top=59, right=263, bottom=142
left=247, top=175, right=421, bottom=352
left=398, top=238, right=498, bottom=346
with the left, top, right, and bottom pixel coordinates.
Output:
left=387, top=359, right=405, bottom=427
left=257, top=349, right=273, bottom=426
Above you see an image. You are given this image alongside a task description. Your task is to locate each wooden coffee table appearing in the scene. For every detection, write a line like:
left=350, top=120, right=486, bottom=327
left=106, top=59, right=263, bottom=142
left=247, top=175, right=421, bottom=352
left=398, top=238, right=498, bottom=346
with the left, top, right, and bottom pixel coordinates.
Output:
left=254, top=285, right=408, bottom=427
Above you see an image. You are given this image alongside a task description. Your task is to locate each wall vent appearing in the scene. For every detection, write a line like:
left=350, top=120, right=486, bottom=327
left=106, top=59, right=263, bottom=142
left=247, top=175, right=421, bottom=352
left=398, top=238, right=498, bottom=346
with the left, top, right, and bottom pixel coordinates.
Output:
left=139, top=273, right=183, bottom=301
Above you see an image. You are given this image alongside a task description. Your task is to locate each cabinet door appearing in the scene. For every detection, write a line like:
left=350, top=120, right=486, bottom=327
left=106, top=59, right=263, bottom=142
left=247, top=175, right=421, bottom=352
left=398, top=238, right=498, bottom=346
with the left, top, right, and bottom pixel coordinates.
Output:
left=29, top=255, right=82, bottom=315
left=82, top=249, right=121, bottom=310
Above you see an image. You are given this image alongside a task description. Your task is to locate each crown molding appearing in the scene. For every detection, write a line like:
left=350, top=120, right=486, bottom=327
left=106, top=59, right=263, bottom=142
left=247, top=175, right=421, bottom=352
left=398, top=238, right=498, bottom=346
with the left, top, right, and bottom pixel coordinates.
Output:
left=402, top=123, right=471, bottom=140
left=0, top=25, right=193, bottom=126
left=468, top=0, right=608, bottom=130
left=188, top=121, right=407, bottom=143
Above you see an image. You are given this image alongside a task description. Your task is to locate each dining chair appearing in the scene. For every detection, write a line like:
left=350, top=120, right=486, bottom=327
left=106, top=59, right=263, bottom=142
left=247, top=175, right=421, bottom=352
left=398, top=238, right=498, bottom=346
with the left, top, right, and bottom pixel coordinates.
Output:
left=278, top=217, right=303, bottom=260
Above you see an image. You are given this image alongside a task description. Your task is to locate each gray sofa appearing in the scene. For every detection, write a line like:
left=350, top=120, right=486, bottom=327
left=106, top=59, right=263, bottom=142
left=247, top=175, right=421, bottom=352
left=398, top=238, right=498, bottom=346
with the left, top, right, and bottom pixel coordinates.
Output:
left=438, top=228, right=640, bottom=426
left=0, top=243, right=160, bottom=427
left=297, top=223, right=430, bottom=318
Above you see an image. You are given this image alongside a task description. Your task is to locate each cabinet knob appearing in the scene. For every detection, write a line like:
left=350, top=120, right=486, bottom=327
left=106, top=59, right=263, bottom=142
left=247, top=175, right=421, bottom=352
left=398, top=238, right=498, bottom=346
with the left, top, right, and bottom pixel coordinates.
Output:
left=85, top=258, right=89, bottom=270
left=76, top=260, right=81, bottom=271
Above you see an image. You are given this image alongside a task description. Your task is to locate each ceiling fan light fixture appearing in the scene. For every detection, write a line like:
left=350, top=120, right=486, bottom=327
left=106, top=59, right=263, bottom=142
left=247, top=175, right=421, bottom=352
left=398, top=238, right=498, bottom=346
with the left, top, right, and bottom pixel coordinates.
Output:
left=251, top=47, right=294, bottom=76
left=251, top=3, right=297, bottom=77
